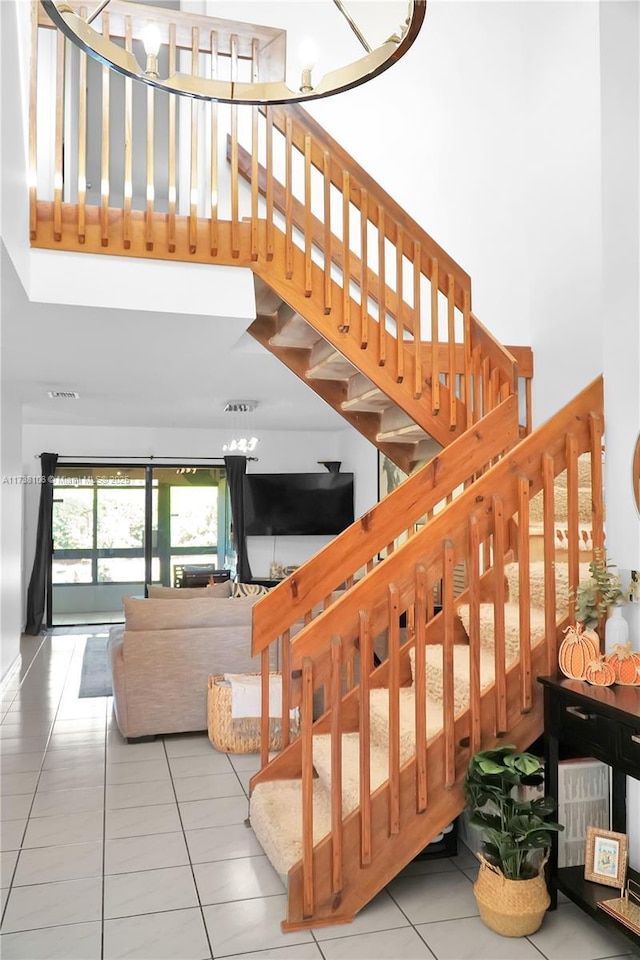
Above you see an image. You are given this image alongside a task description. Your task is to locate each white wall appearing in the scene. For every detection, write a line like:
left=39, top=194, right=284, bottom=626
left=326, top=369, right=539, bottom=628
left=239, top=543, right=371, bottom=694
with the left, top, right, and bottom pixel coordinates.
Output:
left=0, top=391, right=25, bottom=680
left=22, top=422, right=377, bottom=593
left=599, top=0, right=640, bottom=875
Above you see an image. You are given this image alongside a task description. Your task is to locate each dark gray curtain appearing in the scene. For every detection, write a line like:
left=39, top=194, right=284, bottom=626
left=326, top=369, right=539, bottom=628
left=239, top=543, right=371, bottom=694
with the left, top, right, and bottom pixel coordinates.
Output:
left=25, top=452, right=58, bottom=635
left=224, top=455, right=252, bottom=583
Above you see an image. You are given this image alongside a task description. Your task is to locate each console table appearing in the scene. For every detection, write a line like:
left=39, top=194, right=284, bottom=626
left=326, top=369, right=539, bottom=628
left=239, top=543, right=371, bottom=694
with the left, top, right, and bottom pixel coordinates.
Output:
left=539, top=675, right=640, bottom=951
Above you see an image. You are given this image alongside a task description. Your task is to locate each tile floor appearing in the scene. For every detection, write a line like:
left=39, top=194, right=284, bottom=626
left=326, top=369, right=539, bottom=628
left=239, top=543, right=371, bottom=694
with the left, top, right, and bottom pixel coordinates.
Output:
left=0, top=629, right=634, bottom=960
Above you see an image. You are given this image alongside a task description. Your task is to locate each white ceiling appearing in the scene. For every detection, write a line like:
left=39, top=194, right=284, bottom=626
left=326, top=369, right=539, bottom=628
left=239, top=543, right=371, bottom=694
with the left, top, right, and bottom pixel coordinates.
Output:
left=0, top=246, right=348, bottom=433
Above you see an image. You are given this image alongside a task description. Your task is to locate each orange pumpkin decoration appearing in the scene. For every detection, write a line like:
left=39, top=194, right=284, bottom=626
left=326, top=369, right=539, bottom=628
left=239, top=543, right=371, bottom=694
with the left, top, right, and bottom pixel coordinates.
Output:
left=584, top=658, right=616, bottom=687
left=558, top=624, right=600, bottom=680
left=606, top=642, right=640, bottom=685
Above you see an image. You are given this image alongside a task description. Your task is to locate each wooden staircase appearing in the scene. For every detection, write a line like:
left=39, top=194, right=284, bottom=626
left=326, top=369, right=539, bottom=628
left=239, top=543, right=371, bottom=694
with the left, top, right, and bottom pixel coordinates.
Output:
left=27, top=6, right=603, bottom=933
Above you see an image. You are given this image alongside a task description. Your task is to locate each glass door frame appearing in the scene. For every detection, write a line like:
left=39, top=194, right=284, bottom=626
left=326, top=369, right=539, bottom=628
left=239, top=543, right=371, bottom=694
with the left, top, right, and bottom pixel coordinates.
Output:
left=48, top=461, right=231, bottom=627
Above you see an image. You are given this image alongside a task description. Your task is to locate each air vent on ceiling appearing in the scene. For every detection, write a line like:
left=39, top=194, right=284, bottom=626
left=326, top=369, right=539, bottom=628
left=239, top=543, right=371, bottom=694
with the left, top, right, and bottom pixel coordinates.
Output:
left=48, top=390, right=80, bottom=400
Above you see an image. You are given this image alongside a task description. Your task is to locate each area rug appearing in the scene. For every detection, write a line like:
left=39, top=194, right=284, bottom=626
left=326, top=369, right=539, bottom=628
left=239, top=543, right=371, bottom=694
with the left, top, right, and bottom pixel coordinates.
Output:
left=78, top=635, right=112, bottom=698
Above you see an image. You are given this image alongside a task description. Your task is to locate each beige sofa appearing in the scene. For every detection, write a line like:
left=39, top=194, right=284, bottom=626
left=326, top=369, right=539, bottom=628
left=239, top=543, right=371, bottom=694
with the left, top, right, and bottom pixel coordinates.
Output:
left=108, top=594, right=271, bottom=741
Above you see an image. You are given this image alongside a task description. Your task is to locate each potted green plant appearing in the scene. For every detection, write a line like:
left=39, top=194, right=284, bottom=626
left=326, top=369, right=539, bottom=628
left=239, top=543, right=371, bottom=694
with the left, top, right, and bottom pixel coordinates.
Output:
left=463, top=745, right=563, bottom=937
left=575, top=550, right=623, bottom=628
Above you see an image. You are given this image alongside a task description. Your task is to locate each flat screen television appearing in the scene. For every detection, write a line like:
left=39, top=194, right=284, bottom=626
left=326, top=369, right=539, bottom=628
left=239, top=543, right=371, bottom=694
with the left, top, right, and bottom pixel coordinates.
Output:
left=243, top=472, right=354, bottom=536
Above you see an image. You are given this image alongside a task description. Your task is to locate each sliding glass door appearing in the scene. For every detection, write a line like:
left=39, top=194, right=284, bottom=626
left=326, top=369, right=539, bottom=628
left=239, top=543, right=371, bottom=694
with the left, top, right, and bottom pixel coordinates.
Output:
left=50, top=464, right=231, bottom=625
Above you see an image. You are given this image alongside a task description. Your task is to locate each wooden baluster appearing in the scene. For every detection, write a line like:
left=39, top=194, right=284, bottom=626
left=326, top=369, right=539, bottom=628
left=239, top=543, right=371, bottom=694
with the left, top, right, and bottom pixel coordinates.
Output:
left=430, top=258, right=440, bottom=414
left=189, top=27, right=200, bottom=255
left=490, top=367, right=500, bottom=413
left=281, top=628, right=291, bottom=749
left=230, top=34, right=239, bottom=258
left=330, top=636, right=343, bottom=895
left=145, top=82, right=155, bottom=251
left=304, top=134, right=312, bottom=295
left=413, top=242, right=422, bottom=398
left=491, top=496, right=507, bottom=735
left=388, top=584, right=400, bottom=835
left=472, top=345, right=482, bottom=425
left=463, top=289, right=472, bottom=427
left=360, top=188, right=369, bottom=347
left=467, top=516, right=481, bottom=755
left=167, top=23, right=177, bottom=253
left=77, top=8, right=88, bottom=244
left=589, top=414, right=604, bottom=561
left=542, top=453, right=558, bottom=675
left=54, top=29, right=65, bottom=241
left=260, top=647, right=270, bottom=769
left=525, top=376, right=533, bottom=434
left=378, top=208, right=386, bottom=365
left=395, top=228, right=404, bottom=382
left=341, top=171, right=350, bottom=331
left=447, top=274, right=457, bottom=429
left=301, top=657, right=314, bottom=918
left=208, top=30, right=218, bottom=257
left=358, top=610, right=372, bottom=865
left=565, top=433, right=580, bottom=625
left=517, top=476, right=532, bottom=713
left=442, top=540, right=455, bottom=788
left=265, top=106, right=274, bottom=260
left=323, top=150, right=331, bottom=313
left=122, top=17, right=133, bottom=248
left=29, top=2, right=38, bottom=240
left=285, top=115, right=293, bottom=278
left=414, top=565, right=427, bottom=813
left=481, top=356, right=491, bottom=420
left=99, top=15, right=109, bottom=246
left=346, top=656, right=354, bottom=691
left=250, top=40, right=260, bottom=262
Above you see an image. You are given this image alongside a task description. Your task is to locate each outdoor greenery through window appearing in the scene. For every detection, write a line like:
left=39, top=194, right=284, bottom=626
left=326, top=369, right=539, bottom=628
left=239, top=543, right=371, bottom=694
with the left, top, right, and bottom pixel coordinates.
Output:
left=52, top=465, right=230, bottom=587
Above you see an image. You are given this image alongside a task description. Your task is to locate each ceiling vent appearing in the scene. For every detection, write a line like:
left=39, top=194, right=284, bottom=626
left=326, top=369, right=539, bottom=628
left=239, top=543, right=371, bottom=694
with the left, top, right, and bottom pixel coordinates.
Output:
left=48, top=390, right=80, bottom=399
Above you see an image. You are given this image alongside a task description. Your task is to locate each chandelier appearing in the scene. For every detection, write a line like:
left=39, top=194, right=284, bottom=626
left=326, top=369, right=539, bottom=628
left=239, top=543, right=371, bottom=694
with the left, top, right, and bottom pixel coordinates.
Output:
left=222, top=401, right=259, bottom=454
left=41, top=0, right=426, bottom=105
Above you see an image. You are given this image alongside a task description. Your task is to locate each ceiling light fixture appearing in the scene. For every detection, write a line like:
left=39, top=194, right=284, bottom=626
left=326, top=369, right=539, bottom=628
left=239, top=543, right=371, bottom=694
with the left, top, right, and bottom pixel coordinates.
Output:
left=41, top=0, right=426, bottom=105
left=223, top=400, right=259, bottom=455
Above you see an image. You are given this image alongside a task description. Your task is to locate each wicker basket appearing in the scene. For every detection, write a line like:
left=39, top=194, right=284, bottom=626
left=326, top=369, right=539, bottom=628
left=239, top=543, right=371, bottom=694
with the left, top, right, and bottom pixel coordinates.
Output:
left=474, top=855, right=550, bottom=937
left=207, top=674, right=297, bottom=754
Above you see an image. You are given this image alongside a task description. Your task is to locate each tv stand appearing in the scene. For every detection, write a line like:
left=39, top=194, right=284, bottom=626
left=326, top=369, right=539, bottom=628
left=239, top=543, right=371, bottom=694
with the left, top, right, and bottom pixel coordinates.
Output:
left=538, top=675, right=640, bottom=952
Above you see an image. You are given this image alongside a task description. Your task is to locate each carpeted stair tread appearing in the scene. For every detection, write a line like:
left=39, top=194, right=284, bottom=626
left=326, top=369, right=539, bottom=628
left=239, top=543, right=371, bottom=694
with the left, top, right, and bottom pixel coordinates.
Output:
left=456, top=601, right=548, bottom=661
left=503, top=560, right=591, bottom=611
left=369, top=687, right=447, bottom=765
left=249, top=777, right=332, bottom=876
left=312, top=732, right=390, bottom=816
left=409, top=644, right=500, bottom=715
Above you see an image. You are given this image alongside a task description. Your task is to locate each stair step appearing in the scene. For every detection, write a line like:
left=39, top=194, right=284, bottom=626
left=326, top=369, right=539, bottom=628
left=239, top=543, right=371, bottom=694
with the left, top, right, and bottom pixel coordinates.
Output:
left=376, top=405, right=430, bottom=444
left=270, top=305, right=321, bottom=349
left=250, top=777, right=332, bottom=877
left=254, top=277, right=284, bottom=316
left=341, top=374, right=391, bottom=413
left=312, top=733, right=390, bottom=816
left=306, top=339, right=358, bottom=381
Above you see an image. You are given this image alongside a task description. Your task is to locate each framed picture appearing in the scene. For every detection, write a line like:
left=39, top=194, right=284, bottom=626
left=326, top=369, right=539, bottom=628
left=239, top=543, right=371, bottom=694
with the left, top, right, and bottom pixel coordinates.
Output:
left=584, top=826, right=628, bottom=889
left=378, top=453, right=408, bottom=501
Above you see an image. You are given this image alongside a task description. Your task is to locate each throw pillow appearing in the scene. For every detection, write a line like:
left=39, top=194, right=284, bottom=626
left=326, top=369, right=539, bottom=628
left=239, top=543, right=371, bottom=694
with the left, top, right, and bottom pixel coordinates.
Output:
left=232, top=581, right=271, bottom=598
left=147, top=585, right=209, bottom=599
left=205, top=580, right=233, bottom=598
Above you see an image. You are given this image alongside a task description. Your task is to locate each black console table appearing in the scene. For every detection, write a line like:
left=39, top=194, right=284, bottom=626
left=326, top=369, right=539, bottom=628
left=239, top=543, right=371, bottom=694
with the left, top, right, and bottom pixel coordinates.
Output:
left=539, top=675, right=640, bottom=952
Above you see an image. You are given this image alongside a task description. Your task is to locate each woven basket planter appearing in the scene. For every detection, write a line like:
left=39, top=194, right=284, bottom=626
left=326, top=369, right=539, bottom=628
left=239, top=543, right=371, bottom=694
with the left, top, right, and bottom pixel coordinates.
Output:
left=474, top=855, right=550, bottom=937
left=207, top=674, right=298, bottom=754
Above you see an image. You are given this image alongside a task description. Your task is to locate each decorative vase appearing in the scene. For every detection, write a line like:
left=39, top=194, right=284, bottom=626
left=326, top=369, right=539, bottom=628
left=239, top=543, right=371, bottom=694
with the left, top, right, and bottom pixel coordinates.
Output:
left=604, top=605, right=629, bottom=656
left=473, top=855, right=550, bottom=937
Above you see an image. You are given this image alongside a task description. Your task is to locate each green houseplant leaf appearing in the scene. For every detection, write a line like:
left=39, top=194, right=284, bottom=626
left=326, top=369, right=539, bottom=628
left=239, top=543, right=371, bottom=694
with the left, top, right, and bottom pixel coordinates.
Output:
left=463, top=746, right=563, bottom=881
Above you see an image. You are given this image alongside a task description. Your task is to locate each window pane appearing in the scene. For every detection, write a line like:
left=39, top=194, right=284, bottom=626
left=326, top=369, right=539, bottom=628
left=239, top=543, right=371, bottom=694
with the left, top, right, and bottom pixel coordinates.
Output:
left=53, top=488, right=93, bottom=549
left=52, top=558, right=93, bottom=584
left=170, top=487, right=217, bottom=547
left=98, top=557, right=146, bottom=583
left=97, top=489, right=145, bottom=548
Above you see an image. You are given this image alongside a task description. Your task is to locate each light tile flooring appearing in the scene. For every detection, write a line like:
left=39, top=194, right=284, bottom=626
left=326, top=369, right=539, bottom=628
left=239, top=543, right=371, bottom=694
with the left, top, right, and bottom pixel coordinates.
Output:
left=0, top=630, right=634, bottom=960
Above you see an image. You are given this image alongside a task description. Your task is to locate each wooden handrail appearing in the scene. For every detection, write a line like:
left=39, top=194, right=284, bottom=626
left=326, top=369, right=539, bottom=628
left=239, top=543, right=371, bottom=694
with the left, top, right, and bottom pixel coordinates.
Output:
left=251, top=395, right=520, bottom=657
left=270, top=105, right=472, bottom=310
left=470, top=313, right=519, bottom=394
left=286, top=377, right=603, bottom=674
